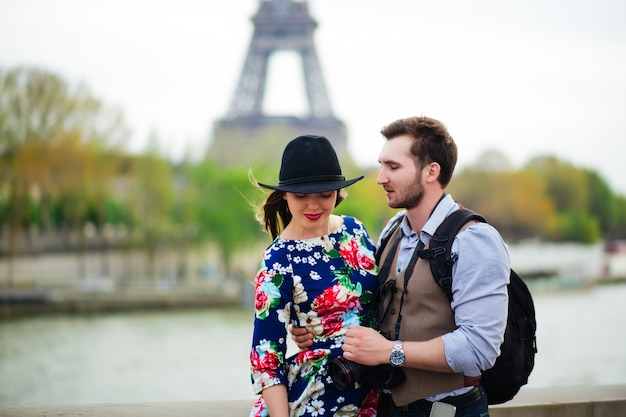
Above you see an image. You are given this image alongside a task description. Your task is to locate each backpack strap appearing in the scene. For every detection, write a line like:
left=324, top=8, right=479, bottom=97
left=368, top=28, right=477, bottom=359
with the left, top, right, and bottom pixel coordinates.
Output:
left=417, top=208, right=486, bottom=301
left=375, top=214, right=405, bottom=265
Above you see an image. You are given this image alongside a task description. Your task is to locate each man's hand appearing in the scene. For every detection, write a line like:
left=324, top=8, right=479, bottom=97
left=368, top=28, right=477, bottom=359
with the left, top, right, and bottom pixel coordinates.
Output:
left=289, top=324, right=313, bottom=350
left=342, top=326, right=394, bottom=366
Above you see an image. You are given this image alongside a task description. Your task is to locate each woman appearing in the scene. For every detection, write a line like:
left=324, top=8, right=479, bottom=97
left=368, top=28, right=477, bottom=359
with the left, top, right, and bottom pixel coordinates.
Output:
left=249, top=135, right=379, bottom=417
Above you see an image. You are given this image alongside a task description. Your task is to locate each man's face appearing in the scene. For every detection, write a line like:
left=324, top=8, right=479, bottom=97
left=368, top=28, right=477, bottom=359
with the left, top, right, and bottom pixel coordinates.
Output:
left=377, top=135, right=424, bottom=209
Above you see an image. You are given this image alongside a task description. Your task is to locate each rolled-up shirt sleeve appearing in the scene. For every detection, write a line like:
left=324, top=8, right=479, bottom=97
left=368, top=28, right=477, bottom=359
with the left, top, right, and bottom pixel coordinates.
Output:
left=441, top=222, right=510, bottom=377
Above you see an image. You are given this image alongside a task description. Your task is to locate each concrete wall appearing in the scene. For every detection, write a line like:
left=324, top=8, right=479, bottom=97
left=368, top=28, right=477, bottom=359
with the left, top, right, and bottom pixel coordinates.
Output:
left=1, top=385, right=624, bottom=417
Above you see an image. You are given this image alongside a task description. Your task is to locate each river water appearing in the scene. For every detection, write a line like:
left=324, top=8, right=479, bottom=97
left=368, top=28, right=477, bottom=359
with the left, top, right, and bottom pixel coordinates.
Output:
left=1, top=282, right=626, bottom=406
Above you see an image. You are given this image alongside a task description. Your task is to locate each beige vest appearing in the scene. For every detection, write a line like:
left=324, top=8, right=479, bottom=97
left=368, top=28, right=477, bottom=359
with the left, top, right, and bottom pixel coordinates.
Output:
left=378, top=227, right=464, bottom=406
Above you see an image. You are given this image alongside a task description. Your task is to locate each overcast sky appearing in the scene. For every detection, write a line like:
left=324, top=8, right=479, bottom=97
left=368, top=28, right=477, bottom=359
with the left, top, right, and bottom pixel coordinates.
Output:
left=2, top=0, right=626, bottom=194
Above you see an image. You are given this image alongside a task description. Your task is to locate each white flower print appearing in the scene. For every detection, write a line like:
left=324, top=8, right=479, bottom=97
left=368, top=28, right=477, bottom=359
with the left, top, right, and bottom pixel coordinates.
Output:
left=277, top=303, right=291, bottom=325
left=299, top=310, right=323, bottom=335
left=249, top=216, right=379, bottom=417
left=334, top=404, right=358, bottom=417
left=330, top=338, right=342, bottom=349
left=308, top=379, right=325, bottom=399
left=307, top=399, right=325, bottom=416
left=293, top=276, right=308, bottom=303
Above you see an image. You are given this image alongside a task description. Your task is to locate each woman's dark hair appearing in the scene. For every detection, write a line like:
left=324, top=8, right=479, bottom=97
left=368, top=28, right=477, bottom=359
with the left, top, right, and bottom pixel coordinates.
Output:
left=261, top=190, right=291, bottom=240
left=259, top=190, right=346, bottom=240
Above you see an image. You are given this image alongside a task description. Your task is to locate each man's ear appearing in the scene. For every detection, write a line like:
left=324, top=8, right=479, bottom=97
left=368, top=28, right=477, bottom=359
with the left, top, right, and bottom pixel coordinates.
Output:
left=425, top=162, right=441, bottom=183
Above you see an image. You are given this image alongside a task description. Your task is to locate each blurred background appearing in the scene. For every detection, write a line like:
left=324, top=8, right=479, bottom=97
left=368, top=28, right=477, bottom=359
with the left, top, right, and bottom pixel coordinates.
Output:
left=1, top=0, right=626, bottom=407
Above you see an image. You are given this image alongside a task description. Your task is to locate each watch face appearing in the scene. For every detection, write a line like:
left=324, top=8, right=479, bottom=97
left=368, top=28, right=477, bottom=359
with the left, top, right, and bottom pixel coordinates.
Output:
left=390, top=350, right=404, bottom=366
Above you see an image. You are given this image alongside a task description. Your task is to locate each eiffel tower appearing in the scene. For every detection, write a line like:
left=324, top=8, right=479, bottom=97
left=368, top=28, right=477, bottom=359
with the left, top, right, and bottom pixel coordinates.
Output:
left=208, top=0, right=348, bottom=167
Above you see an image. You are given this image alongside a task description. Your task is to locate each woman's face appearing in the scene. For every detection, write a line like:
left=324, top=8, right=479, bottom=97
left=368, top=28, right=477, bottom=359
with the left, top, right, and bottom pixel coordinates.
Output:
left=283, top=190, right=337, bottom=238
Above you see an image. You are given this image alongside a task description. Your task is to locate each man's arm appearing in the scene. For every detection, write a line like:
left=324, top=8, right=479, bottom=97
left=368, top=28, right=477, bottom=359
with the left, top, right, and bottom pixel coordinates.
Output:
left=442, top=223, right=509, bottom=375
left=341, top=326, right=454, bottom=373
left=342, top=224, right=509, bottom=376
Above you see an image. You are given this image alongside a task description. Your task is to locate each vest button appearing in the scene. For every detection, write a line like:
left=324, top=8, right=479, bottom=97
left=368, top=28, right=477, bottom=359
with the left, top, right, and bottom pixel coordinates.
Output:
left=390, top=309, right=396, bottom=315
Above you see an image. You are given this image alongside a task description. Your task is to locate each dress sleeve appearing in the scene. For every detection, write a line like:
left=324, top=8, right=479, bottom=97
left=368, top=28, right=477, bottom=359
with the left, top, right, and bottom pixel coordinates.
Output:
left=350, top=216, right=378, bottom=265
left=249, top=247, right=293, bottom=394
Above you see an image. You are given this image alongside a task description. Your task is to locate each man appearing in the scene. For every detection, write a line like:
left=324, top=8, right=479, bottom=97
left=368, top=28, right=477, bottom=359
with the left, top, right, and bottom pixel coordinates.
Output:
left=292, top=116, right=510, bottom=416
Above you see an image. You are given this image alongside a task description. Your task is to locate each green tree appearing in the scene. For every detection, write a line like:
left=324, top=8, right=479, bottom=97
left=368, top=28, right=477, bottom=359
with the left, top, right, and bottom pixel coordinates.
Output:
left=612, top=195, right=626, bottom=238
left=128, top=135, right=176, bottom=282
left=525, top=156, right=589, bottom=213
left=0, top=67, right=127, bottom=285
left=449, top=150, right=555, bottom=241
left=584, top=169, right=619, bottom=235
left=545, top=210, right=600, bottom=243
left=189, top=162, right=265, bottom=277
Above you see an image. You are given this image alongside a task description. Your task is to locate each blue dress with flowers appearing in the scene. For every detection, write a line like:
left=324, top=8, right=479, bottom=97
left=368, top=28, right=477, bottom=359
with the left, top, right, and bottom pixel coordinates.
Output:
left=249, top=216, right=379, bottom=417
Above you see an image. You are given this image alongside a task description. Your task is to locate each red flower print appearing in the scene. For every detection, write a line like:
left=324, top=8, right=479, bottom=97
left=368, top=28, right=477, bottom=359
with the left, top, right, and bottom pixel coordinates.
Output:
left=357, top=388, right=380, bottom=417
left=314, top=285, right=358, bottom=316
left=259, top=352, right=281, bottom=373
left=312, top=284, right=361, bottom=336
left=255, top=290, right=268, bottom=312
left=294, top=349, right=327, bottom=365
left=358, top=252, right=375, bottom=271
left=320, top=311, right=345, bottom=335
left=250, top=349, right=262, bottom=369
left=255, top=269, right=272, bottom=286
left=339, top=237, right=361, bottom=269
left=251, top=349, right=281, bottom=377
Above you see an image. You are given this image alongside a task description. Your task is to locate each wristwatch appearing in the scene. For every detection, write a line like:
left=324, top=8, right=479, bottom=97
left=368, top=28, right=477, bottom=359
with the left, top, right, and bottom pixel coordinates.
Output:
left=389, top=340, right=405, bottom=367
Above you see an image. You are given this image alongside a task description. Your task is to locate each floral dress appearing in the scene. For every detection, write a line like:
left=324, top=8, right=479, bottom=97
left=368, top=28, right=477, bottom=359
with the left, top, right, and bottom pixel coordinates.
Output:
left=249, top=216, right=379, bottom=417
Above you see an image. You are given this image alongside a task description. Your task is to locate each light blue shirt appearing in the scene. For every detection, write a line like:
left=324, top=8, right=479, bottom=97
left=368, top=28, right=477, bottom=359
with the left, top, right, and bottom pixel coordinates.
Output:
left=379, top=194, right=510, bottom=400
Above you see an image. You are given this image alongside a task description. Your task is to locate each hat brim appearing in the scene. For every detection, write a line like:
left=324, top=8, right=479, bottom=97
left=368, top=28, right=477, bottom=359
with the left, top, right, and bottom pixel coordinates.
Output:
left=258, top=176, right=364, bottom=194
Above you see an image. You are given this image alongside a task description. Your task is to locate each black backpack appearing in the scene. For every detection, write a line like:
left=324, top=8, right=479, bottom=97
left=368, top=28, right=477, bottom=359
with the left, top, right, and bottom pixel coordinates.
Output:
left=378, top=208, right=538, bottom=405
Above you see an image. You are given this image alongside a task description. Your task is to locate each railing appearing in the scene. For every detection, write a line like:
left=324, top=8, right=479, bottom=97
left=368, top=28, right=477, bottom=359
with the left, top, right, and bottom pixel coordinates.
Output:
left=1, top=385, right=625, bottom=417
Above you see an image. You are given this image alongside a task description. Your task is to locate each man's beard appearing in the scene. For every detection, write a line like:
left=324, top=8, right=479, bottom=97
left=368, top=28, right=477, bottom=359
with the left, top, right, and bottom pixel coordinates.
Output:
left=389, top=175, right=424, bottom=210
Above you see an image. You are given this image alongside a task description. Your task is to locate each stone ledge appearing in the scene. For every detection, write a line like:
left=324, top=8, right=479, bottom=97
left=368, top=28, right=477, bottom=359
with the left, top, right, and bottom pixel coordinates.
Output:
left=0, top=400, right=252, bottom=417
left=489, top=384, right=626, bottom=417
left=1, top=385, right=624, bottom=417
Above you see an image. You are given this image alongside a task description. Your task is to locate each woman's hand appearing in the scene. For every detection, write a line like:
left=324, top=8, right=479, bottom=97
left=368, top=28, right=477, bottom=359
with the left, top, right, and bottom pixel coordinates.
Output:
left=289, top=324, right=313, bottom=350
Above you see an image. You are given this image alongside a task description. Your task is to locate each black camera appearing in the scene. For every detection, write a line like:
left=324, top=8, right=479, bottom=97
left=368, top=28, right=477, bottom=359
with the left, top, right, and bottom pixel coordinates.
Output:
left=328, top=356, right=405, bottom=391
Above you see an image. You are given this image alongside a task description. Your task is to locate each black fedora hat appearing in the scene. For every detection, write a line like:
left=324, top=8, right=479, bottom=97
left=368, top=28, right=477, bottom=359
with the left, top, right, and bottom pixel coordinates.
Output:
left=258, top=135, right=364, bottom=193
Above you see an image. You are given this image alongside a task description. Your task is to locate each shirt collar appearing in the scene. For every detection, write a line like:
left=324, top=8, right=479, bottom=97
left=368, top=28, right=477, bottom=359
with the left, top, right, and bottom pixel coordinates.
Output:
left=399, top=194, right=459, bottom=244
left=423, top=194, right=459, bottom=239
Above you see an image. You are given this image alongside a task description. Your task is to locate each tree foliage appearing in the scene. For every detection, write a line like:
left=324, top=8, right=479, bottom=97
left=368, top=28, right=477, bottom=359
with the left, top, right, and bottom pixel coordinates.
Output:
left=186, top=161, right=266, bottom=274
left=2, top=66, right=626, bottom=288
left=449, top=151, right=555, bottom=241
left=0, top=67, right=128, bottom=283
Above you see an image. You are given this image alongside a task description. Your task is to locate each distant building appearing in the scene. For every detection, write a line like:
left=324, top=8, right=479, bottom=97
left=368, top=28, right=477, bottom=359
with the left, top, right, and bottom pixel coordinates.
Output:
left=208, top=0, right=350, bottom=168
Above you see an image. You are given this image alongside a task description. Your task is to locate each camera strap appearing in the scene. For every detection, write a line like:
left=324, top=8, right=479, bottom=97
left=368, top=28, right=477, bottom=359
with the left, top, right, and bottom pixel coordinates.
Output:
left=366, top=231, right=401, bottom=328
left=393, top=238, right=424, bottom=340
left=376, top=194, right=444, bottom=338
left=375, top=228, right=424, bottom=340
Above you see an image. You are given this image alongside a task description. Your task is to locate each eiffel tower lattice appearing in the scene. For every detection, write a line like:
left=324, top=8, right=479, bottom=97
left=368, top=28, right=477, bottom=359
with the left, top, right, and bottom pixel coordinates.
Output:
left=209, top=0, right=349, bottom=167
left=227, top=0, right=332, bottom=119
